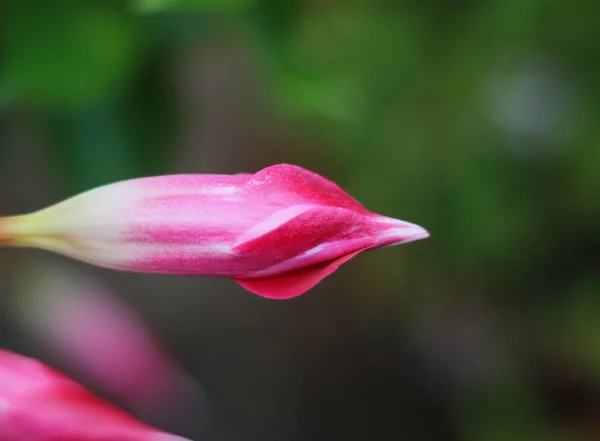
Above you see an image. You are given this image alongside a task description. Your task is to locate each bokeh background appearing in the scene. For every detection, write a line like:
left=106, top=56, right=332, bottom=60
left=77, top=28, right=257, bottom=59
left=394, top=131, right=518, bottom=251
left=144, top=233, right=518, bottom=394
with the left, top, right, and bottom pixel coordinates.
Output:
left=1, top=1, right=600, bottom=440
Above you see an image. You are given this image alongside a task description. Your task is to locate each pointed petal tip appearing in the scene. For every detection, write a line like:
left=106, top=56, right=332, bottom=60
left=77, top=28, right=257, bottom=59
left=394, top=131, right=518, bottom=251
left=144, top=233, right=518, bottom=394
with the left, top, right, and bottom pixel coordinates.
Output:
left=376, top=217, right=430, bottom=246
left=411, top=225, right=430, bottom=241
left=395, top=225, right=429, bottom=244
left=152, top=434, right=193, bottom=441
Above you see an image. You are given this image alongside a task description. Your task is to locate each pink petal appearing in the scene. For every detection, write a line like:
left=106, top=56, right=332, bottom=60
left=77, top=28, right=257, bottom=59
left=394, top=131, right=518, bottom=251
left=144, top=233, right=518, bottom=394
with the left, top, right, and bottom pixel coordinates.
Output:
left=0, top=349, right=192, bottom=441
left=0, top=163, right=428, bottom=298
left=9, top=257, right=207, bottom=421
left=235, top=248, right=366, bottom=299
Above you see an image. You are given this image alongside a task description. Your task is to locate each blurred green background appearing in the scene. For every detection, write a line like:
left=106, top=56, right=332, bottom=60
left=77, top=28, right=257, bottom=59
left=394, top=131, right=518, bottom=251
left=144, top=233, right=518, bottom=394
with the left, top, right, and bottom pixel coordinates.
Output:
left=1, top=0, right=600, bottom=440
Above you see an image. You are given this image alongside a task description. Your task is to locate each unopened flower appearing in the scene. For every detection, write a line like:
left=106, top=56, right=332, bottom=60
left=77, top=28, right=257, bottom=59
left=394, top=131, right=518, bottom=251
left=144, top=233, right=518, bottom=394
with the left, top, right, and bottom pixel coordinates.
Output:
left=9, top=257, right=208, bottom=422
left=0, top=164, right=428, bottom=298
left=0, top=348, right=190, bottom=441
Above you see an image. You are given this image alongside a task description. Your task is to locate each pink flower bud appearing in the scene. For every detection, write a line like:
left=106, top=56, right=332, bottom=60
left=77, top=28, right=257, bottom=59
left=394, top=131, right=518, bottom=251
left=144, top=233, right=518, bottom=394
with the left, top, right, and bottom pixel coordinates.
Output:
left=0, top=164, right=428, bottom=298
left=10, top=257, right=208, bottom=421
left=0, top=348, right=191, bottom=441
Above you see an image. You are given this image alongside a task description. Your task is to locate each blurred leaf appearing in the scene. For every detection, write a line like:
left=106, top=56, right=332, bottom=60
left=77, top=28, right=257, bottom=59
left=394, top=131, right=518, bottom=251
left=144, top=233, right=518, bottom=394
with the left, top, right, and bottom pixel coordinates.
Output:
left=0, top=73, right=17, bottom=112
left=141, top=11, right=211, bottom=46
left=559, top=276, right=600, bottom=380
left=568, top=119, right=600, bottom=221
left=462, top=375, right=557, bottom=441
left=131, top=0, right=256, bottom=14
left=4, top=1, right=139, bottom=108
left=275, top=71, right=362, bottom=121
left=250, top=1, right=425, bottom=133
left=441, top=159, right=540, bottom=275
left=121, top=49, right=176, bottom=177
left=40, top=32, right=176, bottom=192
left=249, top=0, right=300, bottom=55
left=46, top=106, right=139, bottom=192
left=45, top=60, right=175, bottom=192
